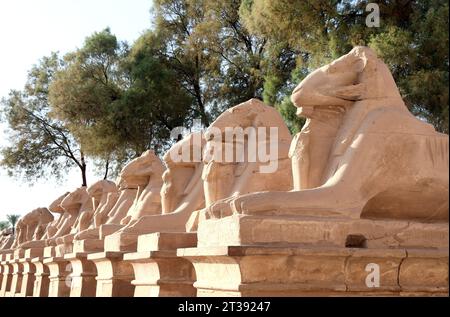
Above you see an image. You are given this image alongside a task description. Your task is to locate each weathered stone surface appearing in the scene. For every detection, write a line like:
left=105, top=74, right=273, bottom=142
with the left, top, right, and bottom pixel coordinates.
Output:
left=181, top=46, right=449, bottom=298
left=64, top=253, right=98, bottom=297
left=203, top=47, right=448, bottom=222
left=0, top=262, right=13, bottom=297
left=1, top=46, right=448, bottom=299
left=32, top=257, right=50, bottom=297
left=197, top=215, right=449, bottom=248
left=124, top=251, right=196, bottom=297
left=43, top=257, right=72, bottom=297
left=104, top=133, right=205, bottom=252
left=87, top=252, right=134, bottom=297
left=123, top=232, right=197, bottom=297
left=17, top=258, right=37, bottom=297
left=178, top=246, right=448, bottom=296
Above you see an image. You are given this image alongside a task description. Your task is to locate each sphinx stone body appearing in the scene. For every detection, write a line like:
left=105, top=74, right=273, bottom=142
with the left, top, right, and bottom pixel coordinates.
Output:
left=202, top=98, right=293, bottom=219
left=9, top=208, right=54, bottom=250
left=40, top=192, right=70, bottom=241
left=10, top=219, right=25, bottom=250
left=120, top=151, right=165, bottom=226
left=1, top=45, right=448, bottom=298
left=45, top=187, right=90, bottom=247
left=0, top=229, right=13, bottom=250
left=82, top=180, right=118, bottom=231
left=207, top=47, right=448, bottom=222
left=104, top=133, right=205, bottom=251
left=177, top=47, right=449, bottom=297
left=26, top=208, right=54, bottom=242
left=18, top=189, right=87, bottom=249
left=74, top=150, right=165, bottom=242
left=72, top=180, right=119, bottom=241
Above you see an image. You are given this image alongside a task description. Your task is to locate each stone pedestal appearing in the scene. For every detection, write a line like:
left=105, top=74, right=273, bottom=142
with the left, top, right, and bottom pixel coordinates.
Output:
left=16, top=259, right=35, bottom=297
left=14, top=248, right=44, bottom=297
left=179, top=246, right=448, bottom=297
left=178, top=215, right=449, bottom=297
left=64, top=252, right=98, bottom=297
left=8, top=260, right=24, bottom=296
left=55, top=243, right=73, bottom=258
left=44, top=257, right=72, bottom=297
left=13, top=248, right=25, bottom=259
left=5, top=252, right=15, bottom=261
left=0, top=254, right=6, bottom=287
left=44, top=246, right=72, bottom=297
left=88, top=251, right=134, bottom=297
left=32, top=258, right=50, bottom=297
left=0, top=260, right=3, bottom=287
left=123, top=232, right=197, bottom=297
left=0, top=260, right=13, bottom=297
left=73, top=239, right=104, bottom=254
left=197, top=215, right=449, bottom=249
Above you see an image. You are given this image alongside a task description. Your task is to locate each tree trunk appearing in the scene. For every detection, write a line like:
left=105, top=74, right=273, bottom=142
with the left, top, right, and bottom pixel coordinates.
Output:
left=104, top=159, right=110, bottom=180
left=80, top=151, right=88, bottom=187
left=193, top=56, right=209, bottom=126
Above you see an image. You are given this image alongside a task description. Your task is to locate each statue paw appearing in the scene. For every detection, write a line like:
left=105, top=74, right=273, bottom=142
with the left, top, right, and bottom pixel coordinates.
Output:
left=230, top=193, right=272, bottom=214
left=204, top=199, right=234, bottom=219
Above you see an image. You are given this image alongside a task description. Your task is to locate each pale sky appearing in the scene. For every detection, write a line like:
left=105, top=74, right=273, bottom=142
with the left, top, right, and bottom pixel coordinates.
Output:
left=0, top=0, right=153, bottom=220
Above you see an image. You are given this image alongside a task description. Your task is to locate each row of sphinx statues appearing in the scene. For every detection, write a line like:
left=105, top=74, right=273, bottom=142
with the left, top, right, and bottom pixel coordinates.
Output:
left=0, top=46, right=448, bottom=297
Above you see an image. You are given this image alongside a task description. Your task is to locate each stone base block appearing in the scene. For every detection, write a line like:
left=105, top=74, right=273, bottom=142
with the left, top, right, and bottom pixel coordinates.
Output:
left=0, top=261, right=13, bottom=297
left=178, top=246, right=449, bottom=297
left=43, top=257, right=72, bottom=297
left=88, top=252, right=134, bottom=297
left=105, top=231, right=198, bottom=253
left=123, top=232, right=197, bottom=297
left=43, top=246, right=56, bottom=258
left=13, top=249, right=25, bottom=259
left=32, top=257, right=50, bottom=297
left=0, top=250, right=12, bottom=258
left=124, top=251, right=196, bottom=297
left=16, top=258, right=37, bottom=297
left=64, top=252, right=98, bottom=297
left=99, top=224, right=124, bottom=240
left=137, top=232, right=197, bottom=253
left=6, top=253, right=15, bottom=261
left=0, top=262, right=3, bottom=287
left=8, top=260, right=24, bottom=296
left=198, top=215, right=449, bottom=249
left=73, top=239, right=104, bottom=253
left=55, top=243, right=73, bottom=258
left=24, top=248, right=45, bottom=259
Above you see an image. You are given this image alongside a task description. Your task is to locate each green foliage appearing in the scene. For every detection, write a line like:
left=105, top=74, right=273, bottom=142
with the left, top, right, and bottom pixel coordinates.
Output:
left=0, top=221, right=10, bottom=231
left=240, top=0, right=449, bottom=133
left=1, top=1, right=448, bottom=188
left=118, top=30, right=192, bottom=155
left=49, top=29, right=126, bottom=159
left=6, top=214, right=20, bottom=235
left=50, top=28, right=192, bottom=169
left=369, top=1, right=449, bottom=132
left=0, top=53, right=88, bottom=185
left=152, top=0, right=296, bottom=123
left=276, top=98, right=305, bottom=135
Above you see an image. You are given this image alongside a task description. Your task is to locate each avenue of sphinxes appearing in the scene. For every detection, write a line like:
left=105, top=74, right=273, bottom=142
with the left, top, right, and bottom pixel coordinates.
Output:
left=0, top=46, right=448, bottom=297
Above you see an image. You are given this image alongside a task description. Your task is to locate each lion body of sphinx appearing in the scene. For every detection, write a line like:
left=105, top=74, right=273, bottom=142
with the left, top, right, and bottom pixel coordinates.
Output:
left=307, top=102, right=449, bottom=221
left=222, top=102, right=449, bottom=223
left=344, top=104, right=448, bottom=221
left=1, top=46, right=448, bottom=298
left=210, top=47, right=449, bottom=224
